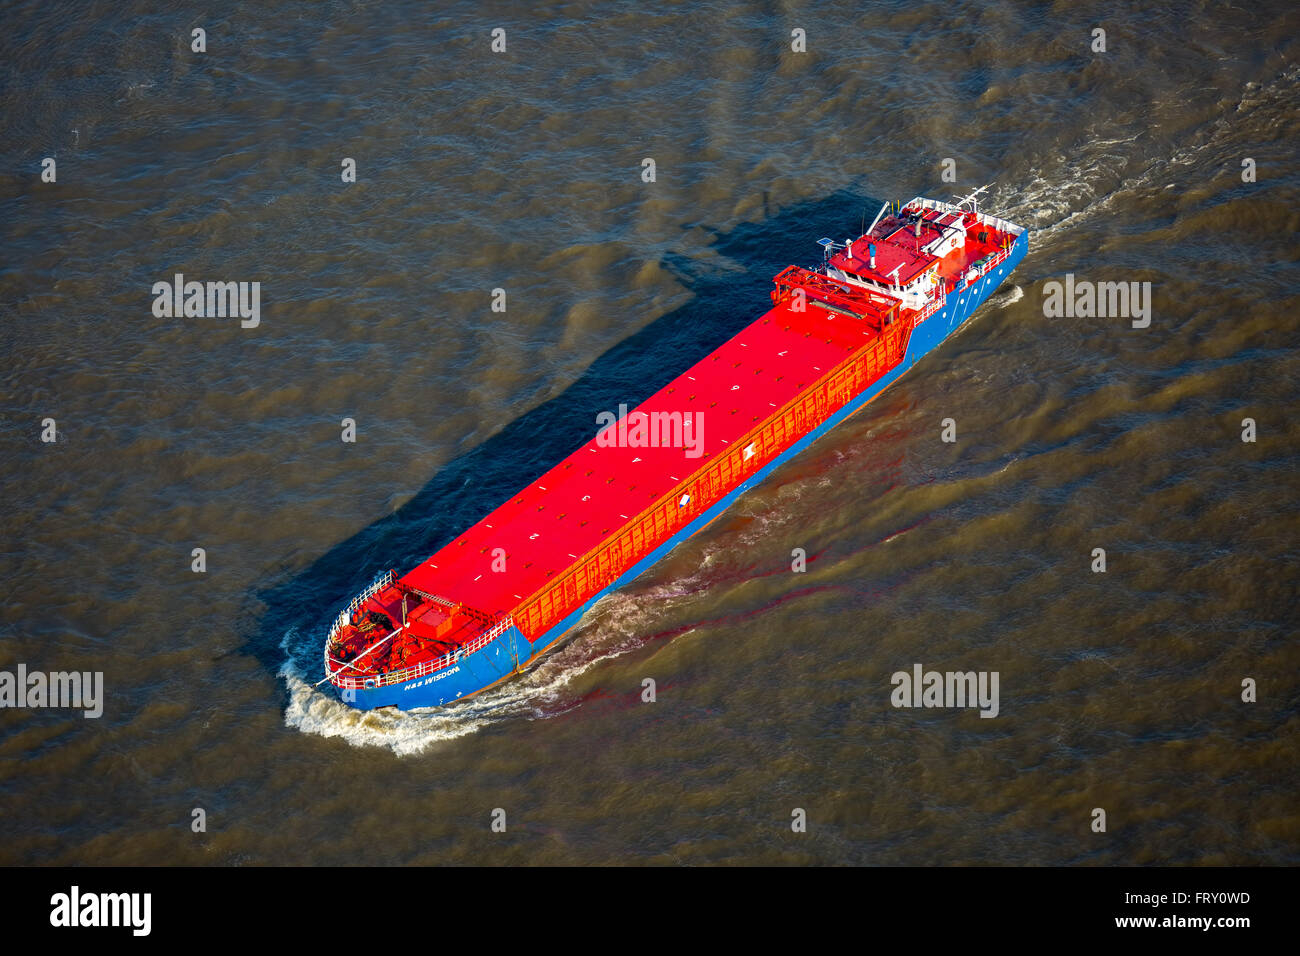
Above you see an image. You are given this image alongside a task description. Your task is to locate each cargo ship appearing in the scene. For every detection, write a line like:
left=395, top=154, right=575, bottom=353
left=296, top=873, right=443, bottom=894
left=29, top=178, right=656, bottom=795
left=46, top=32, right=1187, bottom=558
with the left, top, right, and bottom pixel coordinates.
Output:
left=322, top=187, right=1028, bottom=710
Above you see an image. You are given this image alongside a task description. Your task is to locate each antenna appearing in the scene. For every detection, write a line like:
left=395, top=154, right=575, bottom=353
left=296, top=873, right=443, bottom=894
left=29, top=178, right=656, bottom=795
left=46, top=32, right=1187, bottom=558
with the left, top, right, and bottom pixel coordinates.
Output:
left=865, top=201, right=890, bottom=238
left=952, top=183, right=993, bottom=214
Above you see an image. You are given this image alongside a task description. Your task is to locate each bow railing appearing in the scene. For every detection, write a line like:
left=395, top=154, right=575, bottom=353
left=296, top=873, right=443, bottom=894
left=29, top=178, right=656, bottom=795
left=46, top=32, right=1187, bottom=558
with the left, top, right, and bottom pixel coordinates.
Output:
left=325, top=614, right=517, bottom=691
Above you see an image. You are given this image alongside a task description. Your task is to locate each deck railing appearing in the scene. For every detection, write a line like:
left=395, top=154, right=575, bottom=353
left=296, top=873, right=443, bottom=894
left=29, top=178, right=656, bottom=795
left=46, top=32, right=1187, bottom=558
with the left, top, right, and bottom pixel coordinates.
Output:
left=906, top=197, right=1025, bottom=240
left=909, top=239, right=1013, bottom=328
left=326, top=613, right=516, bottom=691
left=976, top=243, right=1013, bottom=275
left=914, top=286, right=948, bottom=324
left=327, top=569, right=395, bottom=643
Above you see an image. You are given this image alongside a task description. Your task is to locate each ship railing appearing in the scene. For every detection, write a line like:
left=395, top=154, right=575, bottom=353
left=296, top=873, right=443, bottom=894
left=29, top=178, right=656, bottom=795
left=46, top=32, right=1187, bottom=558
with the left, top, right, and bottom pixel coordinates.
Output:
left=910, top=196, right=952, bottom=216
left=906, top=197, right=1025, bottom=240
left=908, top=196, right=969, bottom=222
left=915, top=286, right=948, bottom=324
left=970, top=210, right=1025, bottom=238
left=979, top=243, right=1013, bottom=274
left=327, top=569, right=395, bottom=643
left=941, top=246, right=1014, bottom=304
left=327, top=613, right=516, bottom=690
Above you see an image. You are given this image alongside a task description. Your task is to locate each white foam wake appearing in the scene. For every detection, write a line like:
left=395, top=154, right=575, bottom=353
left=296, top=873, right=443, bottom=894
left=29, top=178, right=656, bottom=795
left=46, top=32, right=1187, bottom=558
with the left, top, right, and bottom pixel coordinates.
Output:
left=278, top=570, right=718, bottom=755
left=992, top=64, right=1298, bottom=252
left=990, top=284, right=1023, bottom=309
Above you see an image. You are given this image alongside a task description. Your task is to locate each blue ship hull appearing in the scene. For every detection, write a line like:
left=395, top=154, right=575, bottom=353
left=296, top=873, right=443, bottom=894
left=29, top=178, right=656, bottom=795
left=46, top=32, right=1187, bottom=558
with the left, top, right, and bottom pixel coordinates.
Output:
left=342, top=230, right=1029, bottom=710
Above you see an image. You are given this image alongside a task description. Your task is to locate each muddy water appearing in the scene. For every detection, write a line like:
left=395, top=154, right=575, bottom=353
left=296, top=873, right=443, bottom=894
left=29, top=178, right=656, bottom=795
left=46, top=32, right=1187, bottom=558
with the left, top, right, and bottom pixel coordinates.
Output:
left=1, top=0, right=1297, bottom=864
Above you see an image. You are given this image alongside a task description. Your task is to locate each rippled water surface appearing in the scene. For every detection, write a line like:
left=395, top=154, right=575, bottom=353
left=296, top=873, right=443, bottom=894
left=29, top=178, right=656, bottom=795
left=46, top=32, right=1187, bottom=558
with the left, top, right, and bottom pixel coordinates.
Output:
left=1, top=0, right=1298, bottom=864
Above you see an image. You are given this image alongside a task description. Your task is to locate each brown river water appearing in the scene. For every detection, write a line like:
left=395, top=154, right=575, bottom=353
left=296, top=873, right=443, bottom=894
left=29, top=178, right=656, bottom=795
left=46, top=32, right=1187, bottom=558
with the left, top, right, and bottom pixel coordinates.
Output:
left=1, top=0, right=1297, bottom=864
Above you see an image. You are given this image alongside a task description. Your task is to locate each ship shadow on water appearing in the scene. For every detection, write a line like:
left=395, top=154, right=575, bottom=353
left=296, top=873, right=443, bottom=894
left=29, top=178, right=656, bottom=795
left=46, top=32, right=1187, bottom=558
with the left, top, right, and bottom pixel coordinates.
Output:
left=246, top=187, right=888, bottom=714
